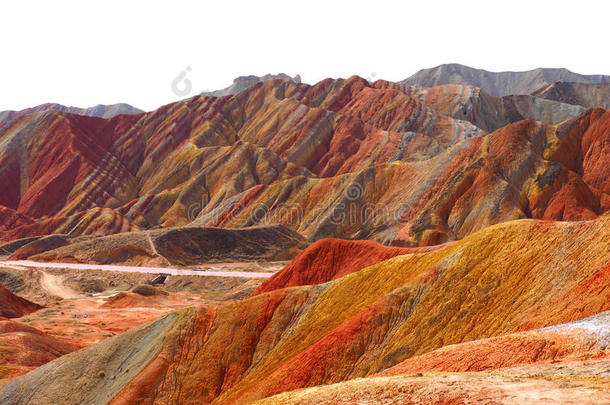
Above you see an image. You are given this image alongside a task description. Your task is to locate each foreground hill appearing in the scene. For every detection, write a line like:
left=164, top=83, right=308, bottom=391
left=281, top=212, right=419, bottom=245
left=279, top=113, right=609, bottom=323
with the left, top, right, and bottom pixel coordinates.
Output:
left=1, top=217, right=607, bottom=404
left=256, top=359, right=610, bottom=404
left=402, top=63, right=609, bottom=96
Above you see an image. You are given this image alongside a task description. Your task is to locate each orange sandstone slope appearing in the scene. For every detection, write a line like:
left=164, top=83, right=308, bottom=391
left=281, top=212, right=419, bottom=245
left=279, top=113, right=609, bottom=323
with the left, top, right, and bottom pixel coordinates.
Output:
left=1, top=217, right=608, bottom=404
left=254, top=360, right=610, bottom=405
left=0, top=285, right=71, bottom=383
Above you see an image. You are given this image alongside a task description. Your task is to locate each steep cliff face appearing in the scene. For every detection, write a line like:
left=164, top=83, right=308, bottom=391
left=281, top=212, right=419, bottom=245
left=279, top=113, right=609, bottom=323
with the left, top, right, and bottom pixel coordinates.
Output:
left=402, top=63, right=609, bottom=96
left=2, top=217, right=608, bottom=404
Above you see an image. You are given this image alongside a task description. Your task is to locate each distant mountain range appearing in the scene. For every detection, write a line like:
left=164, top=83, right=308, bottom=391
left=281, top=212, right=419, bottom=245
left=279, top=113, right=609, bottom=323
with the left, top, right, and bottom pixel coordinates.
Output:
left=402, top=63, right=609, bottom=96
left=3, top=66, right=606, bottom=127
left=201, top=73, right=302, bottom=97
left=0, top=102, right=142, bottom=126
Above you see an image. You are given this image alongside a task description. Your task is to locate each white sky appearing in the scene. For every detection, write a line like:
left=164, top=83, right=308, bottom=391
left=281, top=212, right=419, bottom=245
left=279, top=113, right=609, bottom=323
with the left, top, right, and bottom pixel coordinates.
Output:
left=1, top=0, right=608, bottom=112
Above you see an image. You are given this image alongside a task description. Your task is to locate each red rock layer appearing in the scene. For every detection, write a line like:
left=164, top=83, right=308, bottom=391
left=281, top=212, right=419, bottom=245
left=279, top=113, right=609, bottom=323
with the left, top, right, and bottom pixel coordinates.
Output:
left=252, top=238, right=441, bottom=295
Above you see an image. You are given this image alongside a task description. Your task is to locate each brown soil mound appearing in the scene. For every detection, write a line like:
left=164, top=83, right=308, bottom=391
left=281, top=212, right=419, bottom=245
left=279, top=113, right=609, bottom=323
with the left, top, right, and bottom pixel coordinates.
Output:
left=131, top=285, right=164, bottom=297
left=19, top=225, right=306, bottom=266
left=101, top=292, right=168, bottom=309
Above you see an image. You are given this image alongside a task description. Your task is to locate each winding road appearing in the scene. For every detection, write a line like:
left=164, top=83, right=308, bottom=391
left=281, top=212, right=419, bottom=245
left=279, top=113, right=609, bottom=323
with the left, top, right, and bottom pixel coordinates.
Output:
left=0, top=260, right=274, bottom=278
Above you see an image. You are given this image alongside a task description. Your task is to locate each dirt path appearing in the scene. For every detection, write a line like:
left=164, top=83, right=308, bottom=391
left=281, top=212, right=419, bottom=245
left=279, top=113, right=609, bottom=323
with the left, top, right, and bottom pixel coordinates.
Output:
left=40, top=271, right=81, bottom=299
left=0, top=260, right=274, bottom=278
left=146, top=232, right=159, bottom=255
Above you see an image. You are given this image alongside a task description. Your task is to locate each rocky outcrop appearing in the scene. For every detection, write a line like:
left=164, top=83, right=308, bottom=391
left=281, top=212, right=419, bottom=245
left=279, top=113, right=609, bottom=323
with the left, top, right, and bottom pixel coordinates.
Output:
left=375, top=81, right=586, bottom=132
